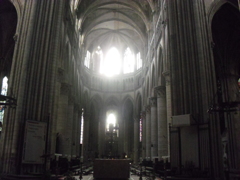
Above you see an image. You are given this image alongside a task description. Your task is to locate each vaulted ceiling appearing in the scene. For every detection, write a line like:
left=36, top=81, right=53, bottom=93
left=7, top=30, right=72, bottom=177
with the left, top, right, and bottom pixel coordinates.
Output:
left=77, top=0, right=154, bottom=54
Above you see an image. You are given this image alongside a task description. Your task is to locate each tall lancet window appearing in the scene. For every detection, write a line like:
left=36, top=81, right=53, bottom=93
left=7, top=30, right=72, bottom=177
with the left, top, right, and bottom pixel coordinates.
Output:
left=80, top=108, right=84, bottom=144
left=139, top=116, right=142, bottom=142
left=84, top=51, right=91, bottom=68
left=93, top=46, right=103, bottom=73
left=0, top=77, right=8, bottom=131
left=101, top=47, right=121, bottom=76
left=136, top=52, right=142, bottom=70
left=123, top=47, right=134, bottom=74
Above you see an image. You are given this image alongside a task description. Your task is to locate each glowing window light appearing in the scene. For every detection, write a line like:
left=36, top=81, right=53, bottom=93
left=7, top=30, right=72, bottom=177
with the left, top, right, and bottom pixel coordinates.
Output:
left=123, top=47, right=134, bottom=74
left=106, top=113, right=116, bottom=131
left=100, top=47, right=121, bottom=76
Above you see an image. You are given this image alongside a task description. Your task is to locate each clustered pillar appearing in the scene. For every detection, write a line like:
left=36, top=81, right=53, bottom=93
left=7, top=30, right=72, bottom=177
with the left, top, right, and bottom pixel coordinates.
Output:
left=140, top=91, right=169, bottom=162
left=155, top=86, right=168, bottom=160
left=134, top=117, right=139, bottom=164
left=145, top=105, right=151, bottom=159
left=141, top=111, right=146, bottom=159
left=149, top=97, right=158, bottom=159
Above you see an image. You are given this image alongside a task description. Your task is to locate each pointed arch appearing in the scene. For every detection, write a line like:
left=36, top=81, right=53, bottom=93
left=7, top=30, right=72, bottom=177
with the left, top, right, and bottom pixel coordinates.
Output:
left=207, top=0, right=239, bottom=42
left=105, top=96, right=120, bottom=107
left=122, top=95, right=134, bottom=107
left=210, top=1, right=240, bottom=171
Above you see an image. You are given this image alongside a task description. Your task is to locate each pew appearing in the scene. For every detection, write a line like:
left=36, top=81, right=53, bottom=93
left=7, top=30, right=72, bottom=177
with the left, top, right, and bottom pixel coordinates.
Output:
left=93, top=159, right=130, bottom=179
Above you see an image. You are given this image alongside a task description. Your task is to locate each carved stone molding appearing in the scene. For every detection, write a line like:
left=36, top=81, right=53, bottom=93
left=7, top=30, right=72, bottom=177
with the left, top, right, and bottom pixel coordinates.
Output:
left=162, top=70, right=170, bottom=86
left=60, top=82, right=70, bottom=95
left=149, top=97, right=157, bottom=107
left=145, top=105, right=151, bottom=114
left=155, top=86, right=166, bottom=98
left=141, top=111, right=146, bottom=119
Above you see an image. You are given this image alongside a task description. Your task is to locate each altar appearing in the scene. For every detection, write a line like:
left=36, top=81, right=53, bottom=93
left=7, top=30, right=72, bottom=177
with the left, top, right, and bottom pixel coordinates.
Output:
left=93, top=159, right=130, bottom=179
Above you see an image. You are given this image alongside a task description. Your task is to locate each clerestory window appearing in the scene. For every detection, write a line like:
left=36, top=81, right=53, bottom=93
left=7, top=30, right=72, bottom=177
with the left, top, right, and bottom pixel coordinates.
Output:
left=123, top=47, right=134, bottom=74
left=100, top=47, right=121, bottom=76
left=84, top=51, right=91, bottom=68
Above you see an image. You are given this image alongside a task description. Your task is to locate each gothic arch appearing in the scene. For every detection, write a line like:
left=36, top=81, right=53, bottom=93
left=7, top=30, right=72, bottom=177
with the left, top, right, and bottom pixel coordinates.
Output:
left=207, top=0, right=239, bottom=42
left=105, top=96, right=120, bottom=107
left=211, top=2, right=240, bottom=170
left=122, top=95, right=134, bottom=107
left=0, top=0, right=17, bottom=78
left=90, top=93, right=104, bottom=117
left=9, top=0, right=22, bottom=30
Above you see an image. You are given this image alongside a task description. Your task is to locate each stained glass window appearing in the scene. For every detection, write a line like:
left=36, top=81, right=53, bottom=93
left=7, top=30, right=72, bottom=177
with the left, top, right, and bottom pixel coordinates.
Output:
left=80, top=108, right=84, bottom=144
left=139, top=117, right=142, bottom=142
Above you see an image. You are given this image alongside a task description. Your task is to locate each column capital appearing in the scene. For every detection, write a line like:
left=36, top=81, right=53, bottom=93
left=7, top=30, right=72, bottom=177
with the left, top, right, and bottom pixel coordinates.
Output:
left=145, top=105, right=151, bottom=114
left=162, top=70, right=171, bottom=85
left=141, top=111, right=146, bottom=118
left=149, top=97, right=157, bottom=107
left=155, top=86, right=166, bottom=97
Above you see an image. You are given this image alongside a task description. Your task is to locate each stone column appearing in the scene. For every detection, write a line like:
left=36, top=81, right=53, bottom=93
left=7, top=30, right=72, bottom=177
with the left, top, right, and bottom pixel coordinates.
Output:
left=67, top=96, right=74, bottom=158
left=83, top=113, right=89, bottom=162
left=0, top=0, right=63, bottom=174
left=98, top=114, right=105, bottom=158
left=155, top=86, right=168, bottom=160
left=76, top=108, right=81, bottom=158
left=118, top=114, right=124, bottom=156
left=145, top=105, right=151, bottom=159
left=134, top=117, right=139, bottom=164
left=56, top=83, right=71, bottom=157
left=149, top=97, right=158, bottom=160
left=71, top=104, right=79, bottom=158
left=123, top=115, right=129, bottom=156
left=141, top=111, right=146, bottom=159
left=221, top=74, right=240, bottom=169
left=163, top=71, right=171, bottom=158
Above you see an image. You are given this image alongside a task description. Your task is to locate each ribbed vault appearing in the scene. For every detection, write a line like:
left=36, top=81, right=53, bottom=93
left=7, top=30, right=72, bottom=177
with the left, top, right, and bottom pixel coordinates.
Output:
left=77, top=0, right=152, bottom=54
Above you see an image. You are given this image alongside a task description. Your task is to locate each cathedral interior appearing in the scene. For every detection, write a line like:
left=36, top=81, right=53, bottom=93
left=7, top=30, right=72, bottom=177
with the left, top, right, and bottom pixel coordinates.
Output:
left=0, top=0, right=240, bottom=180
